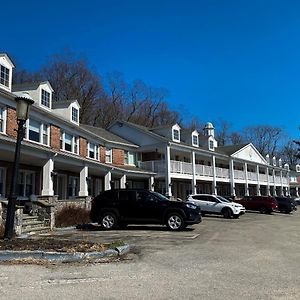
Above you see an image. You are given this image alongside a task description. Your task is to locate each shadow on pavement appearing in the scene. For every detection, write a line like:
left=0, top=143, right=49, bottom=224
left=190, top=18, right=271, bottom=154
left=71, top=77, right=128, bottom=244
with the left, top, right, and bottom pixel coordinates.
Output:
left=76, top=223, right=195, bottom=232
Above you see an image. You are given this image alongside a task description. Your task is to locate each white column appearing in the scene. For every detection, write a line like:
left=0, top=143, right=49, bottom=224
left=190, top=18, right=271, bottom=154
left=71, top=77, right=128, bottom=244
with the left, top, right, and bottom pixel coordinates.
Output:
left=272, top=169, right=277, bottom=196
left=256, top=165, right=261, bottom=196
left=280, top=170, right=283, bottom=196
left=191, top=151, right=197, bottom=194
left=165, top=145, right=172, bottom=196
left=229, top=159, right=236, bottom=197
left=266, top=167, right=271, bottom=196
left=104, top=171, right=112, bottom=191
left=79, top=165, right=89, bottom=197
left=42, top=157, right=54, bottom=196
left=296, top=187, right=299, bottom=197
left=120, top=174, right=127, bottom=189
left=212, top=155, right=217, bottom=195
left=149, top=176, right=155, bottom=191
left=244, top=162, right=249, bottom=196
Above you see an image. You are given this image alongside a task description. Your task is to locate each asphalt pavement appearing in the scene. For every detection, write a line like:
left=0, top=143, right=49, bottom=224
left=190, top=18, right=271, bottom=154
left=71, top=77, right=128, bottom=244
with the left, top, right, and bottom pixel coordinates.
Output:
left=1, top=211, right=300, bottom=299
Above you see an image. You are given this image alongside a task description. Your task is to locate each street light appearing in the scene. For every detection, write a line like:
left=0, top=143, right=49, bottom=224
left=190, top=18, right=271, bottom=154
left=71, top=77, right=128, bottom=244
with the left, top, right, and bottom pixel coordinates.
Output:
left=4, top=92, right=34, bottom=240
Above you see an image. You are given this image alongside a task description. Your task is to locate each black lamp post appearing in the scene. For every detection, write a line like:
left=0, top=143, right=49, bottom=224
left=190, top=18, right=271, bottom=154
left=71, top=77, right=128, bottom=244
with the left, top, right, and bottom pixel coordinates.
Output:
left=4, top=93, right=34, bottom=240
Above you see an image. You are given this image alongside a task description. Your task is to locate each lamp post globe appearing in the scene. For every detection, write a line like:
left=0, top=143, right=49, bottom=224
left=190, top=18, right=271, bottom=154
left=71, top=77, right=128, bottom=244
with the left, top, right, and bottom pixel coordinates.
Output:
left=4, top=93, right=34, bottom=240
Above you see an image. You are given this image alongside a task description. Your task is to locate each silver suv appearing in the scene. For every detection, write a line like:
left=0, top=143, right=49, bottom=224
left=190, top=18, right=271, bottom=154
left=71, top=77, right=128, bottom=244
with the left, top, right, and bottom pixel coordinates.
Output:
left=187, top=194, right=245, bottom=219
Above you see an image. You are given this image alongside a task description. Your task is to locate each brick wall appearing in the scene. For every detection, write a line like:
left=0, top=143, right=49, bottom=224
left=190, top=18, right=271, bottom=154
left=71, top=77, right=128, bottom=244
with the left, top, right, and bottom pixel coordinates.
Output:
left=100, top=146, right=106, bottom=163
left=79, top=137, right=87, bottom=158
left=50, top=125, right=60, bottom=151
left=112, top=148, right=124, bottom=165
left=6, top=107, right=18, bottom=139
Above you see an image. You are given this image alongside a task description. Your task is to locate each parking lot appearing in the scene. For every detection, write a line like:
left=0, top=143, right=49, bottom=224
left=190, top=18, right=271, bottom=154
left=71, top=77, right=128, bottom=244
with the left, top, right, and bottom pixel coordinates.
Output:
left=1, top=211, right=300, bottom=299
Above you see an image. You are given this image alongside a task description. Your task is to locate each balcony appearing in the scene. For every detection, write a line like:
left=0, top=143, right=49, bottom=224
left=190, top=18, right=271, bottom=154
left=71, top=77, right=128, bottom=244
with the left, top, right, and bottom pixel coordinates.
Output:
left=139, top=160, right=289, bottom=185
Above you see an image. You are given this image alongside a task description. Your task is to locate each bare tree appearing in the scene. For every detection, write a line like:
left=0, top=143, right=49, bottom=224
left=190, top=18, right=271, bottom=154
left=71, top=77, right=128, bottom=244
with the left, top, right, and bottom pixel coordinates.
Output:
left=215, top=120, right=231, bottom=146
left=242, top=125, right=284, bottom=156
left=279, top=140, right=300, bottom=166
left=230, top=132, right=245, bottom=145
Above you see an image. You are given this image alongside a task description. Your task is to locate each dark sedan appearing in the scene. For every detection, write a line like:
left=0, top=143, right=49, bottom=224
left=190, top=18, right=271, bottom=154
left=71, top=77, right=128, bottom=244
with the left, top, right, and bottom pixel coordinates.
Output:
left=275, top=197, right=297, bottom=214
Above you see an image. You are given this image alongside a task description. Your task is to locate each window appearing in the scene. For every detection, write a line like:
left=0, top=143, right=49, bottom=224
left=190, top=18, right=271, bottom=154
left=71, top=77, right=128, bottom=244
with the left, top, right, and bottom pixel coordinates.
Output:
left=72, top=107, right=79, bottom=123
left=68, top=176, right=79, bottom=198
left=87, top=142, right=99, bottom=160
left=0, top=106, right=6, bottom=133
left=124, top=151, right=136, bottom=165
left=28, top=119, right=40, bottom=142
left=41, top=89, right=50, bottom=108
left=105, top=147, right=112, bottom=163
left=0, top=64, right=9, bottom=87
left=17, top=171, right=35, bottom=197
left=0, top=168, right=5, bottom=197
left=173, top=129, right=180, bottom=141
left=209, top=140, right=214, bottom=150
left=296, top=165, right=300, bottom=172
left=60, top=130, right=79, bottom=154
left=192, top=135, right=198, bottom=146
left=26, top=119, right=49, bottom=145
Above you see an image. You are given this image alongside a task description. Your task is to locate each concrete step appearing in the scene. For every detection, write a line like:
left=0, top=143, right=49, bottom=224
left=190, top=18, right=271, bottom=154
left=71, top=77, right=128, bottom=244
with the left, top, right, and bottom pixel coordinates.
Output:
left=22, top=221, right=45, bottom=228
left=22, top=226, right=51, bottom=234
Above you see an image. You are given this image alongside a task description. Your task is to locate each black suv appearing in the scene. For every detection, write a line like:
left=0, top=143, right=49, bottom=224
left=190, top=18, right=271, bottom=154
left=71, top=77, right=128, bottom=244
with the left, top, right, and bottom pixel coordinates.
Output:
left=90, top=189, right=201, bottom=231
left=275, top=197, right=297, bottom=214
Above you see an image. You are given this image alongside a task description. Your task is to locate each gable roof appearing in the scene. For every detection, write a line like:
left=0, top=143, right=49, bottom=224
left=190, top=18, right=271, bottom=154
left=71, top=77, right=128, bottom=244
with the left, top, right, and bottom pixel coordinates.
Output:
left=0, top=53, right=15, bottom=68
left=12, top=81, right=54, bottom=92
left=81, top=124, right=138, bottom=147
left=52, top=99, right=81, bottom=109
left=215, top=144, right=249, bottom=156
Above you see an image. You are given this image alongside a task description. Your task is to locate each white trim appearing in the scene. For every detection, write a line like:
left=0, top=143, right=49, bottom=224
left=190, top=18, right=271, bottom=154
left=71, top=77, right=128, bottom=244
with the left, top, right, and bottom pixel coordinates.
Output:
left=0, top=105, right=7, bottom=134
left=105, top=147, right=112, bottom=163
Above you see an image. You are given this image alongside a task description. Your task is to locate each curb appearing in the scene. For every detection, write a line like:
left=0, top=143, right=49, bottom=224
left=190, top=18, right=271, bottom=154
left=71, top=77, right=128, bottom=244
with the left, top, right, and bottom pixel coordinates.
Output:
left=0, top=244, right=130, bottom=263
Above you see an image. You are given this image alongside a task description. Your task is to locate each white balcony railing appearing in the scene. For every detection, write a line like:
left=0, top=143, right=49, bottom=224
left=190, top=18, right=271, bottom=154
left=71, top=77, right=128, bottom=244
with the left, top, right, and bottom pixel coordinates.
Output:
left=138, top=160, right=289, bottom=185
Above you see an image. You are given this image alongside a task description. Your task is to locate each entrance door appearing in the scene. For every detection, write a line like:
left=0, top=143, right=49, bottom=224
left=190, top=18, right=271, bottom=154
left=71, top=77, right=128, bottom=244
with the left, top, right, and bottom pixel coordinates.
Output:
left=57, top=174, right=67, bottom=200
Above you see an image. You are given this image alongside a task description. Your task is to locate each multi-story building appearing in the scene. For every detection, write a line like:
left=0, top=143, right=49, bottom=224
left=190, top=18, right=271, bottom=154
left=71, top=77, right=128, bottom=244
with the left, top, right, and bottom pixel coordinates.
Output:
left=0, top=52, right=290, bottom=204
left=109, top=120, right=290, bottom=200
left=0, top=53, right=155, bottom=203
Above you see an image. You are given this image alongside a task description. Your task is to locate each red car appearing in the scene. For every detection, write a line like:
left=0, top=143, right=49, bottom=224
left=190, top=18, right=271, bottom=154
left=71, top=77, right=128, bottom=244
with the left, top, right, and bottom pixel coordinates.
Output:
left=235, top=196, right=278, bottom=214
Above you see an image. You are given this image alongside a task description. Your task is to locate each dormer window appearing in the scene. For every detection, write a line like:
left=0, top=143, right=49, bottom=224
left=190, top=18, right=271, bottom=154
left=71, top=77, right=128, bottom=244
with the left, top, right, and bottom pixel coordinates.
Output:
left=173, top=129, right=180, bottom=141
left=192, top=135, right=198, bottom=147
left=209, top=140, right=214, bottom=150
left=0, top=65, right=9, bottom=87
left=72, top=107, right=79, bottom=123
left=41, top=89, right=50, bottom=108
left=296, top=165, right=300, bottom=172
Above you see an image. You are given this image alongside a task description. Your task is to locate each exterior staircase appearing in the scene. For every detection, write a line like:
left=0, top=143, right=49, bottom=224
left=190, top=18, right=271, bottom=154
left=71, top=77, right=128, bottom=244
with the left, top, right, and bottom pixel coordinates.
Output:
left=21, top=214, right=51, bottom=235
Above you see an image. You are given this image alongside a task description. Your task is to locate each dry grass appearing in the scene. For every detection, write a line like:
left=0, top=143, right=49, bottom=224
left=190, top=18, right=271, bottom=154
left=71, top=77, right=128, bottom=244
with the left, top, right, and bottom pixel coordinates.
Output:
left=55, top=205, right=91, bottom=228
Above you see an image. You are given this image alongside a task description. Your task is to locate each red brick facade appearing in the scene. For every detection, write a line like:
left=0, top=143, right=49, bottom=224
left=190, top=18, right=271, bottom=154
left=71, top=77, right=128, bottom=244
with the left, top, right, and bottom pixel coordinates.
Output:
left=50, top=125, right=61, bottom=151
left=100, top=146, right=106, bottom=163
left=112, top=148, right=124, bottom=165
left=6, top=107, right=18, bottom=139
left=79, top=137, right=87, bottom=158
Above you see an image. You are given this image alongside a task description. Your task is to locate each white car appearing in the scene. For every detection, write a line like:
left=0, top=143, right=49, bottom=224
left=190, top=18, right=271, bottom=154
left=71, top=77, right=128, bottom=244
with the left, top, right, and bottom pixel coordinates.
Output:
left=187, top=194, right=246, bottom=219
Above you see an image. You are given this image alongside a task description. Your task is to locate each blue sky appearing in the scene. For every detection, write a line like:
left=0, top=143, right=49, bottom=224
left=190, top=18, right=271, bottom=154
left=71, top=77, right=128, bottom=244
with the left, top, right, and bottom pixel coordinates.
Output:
left=2, top=0, right=300, bottom=138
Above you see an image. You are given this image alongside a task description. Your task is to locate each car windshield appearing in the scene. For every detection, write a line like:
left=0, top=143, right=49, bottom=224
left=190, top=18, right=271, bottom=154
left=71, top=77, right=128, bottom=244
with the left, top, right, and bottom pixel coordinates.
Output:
left=152, top=192, right=169, bottom=201
left=216, top=196, right=231, bottom=203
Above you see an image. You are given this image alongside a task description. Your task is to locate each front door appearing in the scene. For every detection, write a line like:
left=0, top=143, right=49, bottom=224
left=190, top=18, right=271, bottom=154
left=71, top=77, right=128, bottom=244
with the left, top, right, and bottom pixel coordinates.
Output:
left=56, top=174, right=67, bottom=200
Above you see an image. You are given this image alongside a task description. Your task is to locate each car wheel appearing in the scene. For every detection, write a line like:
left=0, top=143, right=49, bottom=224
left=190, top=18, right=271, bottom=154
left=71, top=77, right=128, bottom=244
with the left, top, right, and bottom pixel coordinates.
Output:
left=99, top=212, right=117, bottom=230
left=233, top=214, right=240, bottom=219
left=223, top=208, right=232, bottom=219
left=285, top=209, right=291, bottom=214
left=260, top=207, right=267, bottom=214
left=166, top=213, right=184, bottom=231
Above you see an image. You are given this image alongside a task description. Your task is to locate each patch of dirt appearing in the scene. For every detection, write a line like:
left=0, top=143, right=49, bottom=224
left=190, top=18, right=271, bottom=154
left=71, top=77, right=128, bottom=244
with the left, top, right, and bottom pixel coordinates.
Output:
left=0, top=238, right=109, bottom=253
